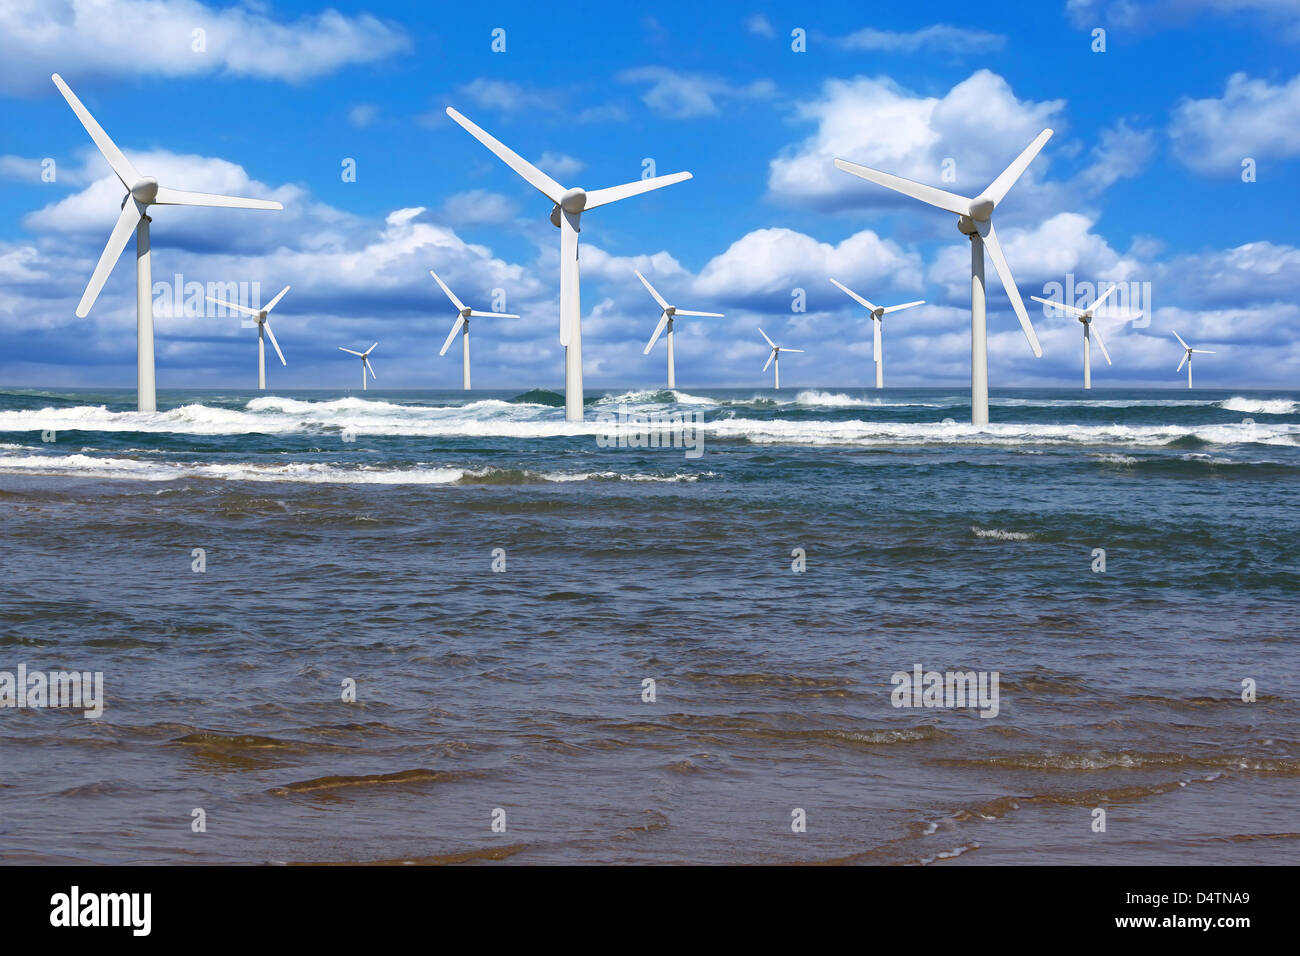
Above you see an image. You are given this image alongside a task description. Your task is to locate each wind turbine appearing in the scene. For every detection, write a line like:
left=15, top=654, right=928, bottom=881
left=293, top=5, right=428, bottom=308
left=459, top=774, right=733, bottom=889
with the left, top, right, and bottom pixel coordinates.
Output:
left=1173, top=331, right=1215, bottom=388
left=1030, top=284, right=1142, bottom=389
left=51, top=73, right=282, bottom=412
left=828, top=278, right=923, bottom=388
left=834, top=130, right=1053, bottom=426
left=444, top=107, right=693, bottom=422
left=636, top=270, right=724, bottom=389
left=759, top=328, right=803, bottom=389
left=339, top=343, right=379, bottom=390
left=205, top=285, right=290, bottom=390
left=430, top=270, right=519, bottom=390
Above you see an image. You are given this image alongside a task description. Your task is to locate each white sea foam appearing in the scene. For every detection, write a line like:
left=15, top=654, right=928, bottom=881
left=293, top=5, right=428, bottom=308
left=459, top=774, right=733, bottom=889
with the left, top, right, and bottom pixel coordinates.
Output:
left=970, top=526, right=1034, bottom=541
left=1219, top=396, right=1299, bottom=415
left=2, top=398, right=1298, bottom=448
left=0, top=451, right=712, bottom=485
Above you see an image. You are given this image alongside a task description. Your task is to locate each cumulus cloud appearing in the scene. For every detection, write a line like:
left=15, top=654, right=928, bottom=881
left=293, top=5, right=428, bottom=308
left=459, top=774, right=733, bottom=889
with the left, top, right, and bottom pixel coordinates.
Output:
left=1169, top=73, right=1300, bottom=174
left=745, top=13, right=776, bottom=38
left=0, top=0, right=410, bottom=93
left=768, top=70, right=1065, bottom=211
left=694, top=227, right=921, bottom=308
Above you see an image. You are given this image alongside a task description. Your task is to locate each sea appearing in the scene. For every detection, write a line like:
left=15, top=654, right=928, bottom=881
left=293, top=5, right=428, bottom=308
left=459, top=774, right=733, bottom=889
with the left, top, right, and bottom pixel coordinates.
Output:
left=0, top=384, right=1296, bottom=864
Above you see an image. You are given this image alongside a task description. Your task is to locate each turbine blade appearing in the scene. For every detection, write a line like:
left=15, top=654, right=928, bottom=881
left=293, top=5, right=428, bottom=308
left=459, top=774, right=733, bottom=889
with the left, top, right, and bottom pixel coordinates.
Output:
left=339, top=347, right=363, bottom=356
left=263, top=320, right=286, bottom=366
left=1172, top=330, right=1189, bottom=350
left=76, top=199, right=142, bottom=317
left=882, top=300, right=924, bottom=314
left=1030, top=294, right=1086, bottom=317
left=758, top=327, right=775, bottom=349
left=983, top=223, right=1042, bottom=357
left=1092, top=325, right=1112, bottom=365
left=1194, top=349, right=1217, bottom=354
left=763, top=350, right=775, bottom=372
left=981, top=129, right=1054, bottom=207
left=1092, top=282, right=1119, bottom=312
left=833, top=159, right=971, bottom=216
left=51, top=74, right=140, bottom=188
left=635, top=270, right=670, bottom=311
left=673, top=310, right=724, bottom=317
left=429, top=269, right=466, bottom=312
left=364, top=357, right=377, bottom=380
left=1177, top=354, right=1188, bottom=371
left=559, top=211, right=580, bottom=346
left=644, top=312, right=670, bottom=354
left=204, top=296, right=262, bottom=318
left=439, top=315, right=466, bottom=356
left=444, top=107, right=565, bottom=203
left=468, top=310, right=519, bottom=318
left=365, top=342, right=379, bottom=355
left=585, top=172, right=692, bottom=210
left=263, top=285, right=291, bottom=313
left=829, top=277, right=877, bottom=312
left=152, top=186, right=282, bottom=210
left=782, top=349, right=805, bottom=353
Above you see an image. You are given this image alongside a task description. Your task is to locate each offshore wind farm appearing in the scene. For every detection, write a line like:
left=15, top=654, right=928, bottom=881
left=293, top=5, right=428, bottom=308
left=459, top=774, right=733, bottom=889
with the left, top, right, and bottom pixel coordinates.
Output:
left=0, top=0, right=1296, bottom=880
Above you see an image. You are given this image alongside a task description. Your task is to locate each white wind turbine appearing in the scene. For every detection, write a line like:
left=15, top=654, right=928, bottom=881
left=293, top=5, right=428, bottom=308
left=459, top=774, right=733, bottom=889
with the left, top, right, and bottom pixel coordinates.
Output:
left=339, top=343, right=379, bottom=390
left=636, top=270, right=724, bottom=389
left=445, top=107, right=693, bottom=422
left=1029, top=284, right=1142, bottom=389
left=759, top=328, right=803, bottom=389
left=51, top=73, right=282, bottom=412
left=431, top=270, right=519, bottom=390
left=834, top=130, right=1053, bottom=426
left=204, top=285, right=290, bottom=389
left=1173, top=331, right=1215, bottom=388
left=828, top=278, right=923, bottom=389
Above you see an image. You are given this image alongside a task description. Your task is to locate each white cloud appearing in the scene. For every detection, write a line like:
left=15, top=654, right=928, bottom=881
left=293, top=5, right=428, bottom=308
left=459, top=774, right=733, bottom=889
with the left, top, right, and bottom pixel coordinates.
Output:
left=768, top=70, right=1065, bottom=210
left=534, top=151, right=584, bottom=180
left=440, top=190, right=518, bottom=227
left=618, top=67, right=775, bottom=119
left=1169, top=72, right=1300, bottom=174
left=1066, top=0, right=1300, bottom=42
left=837, top=24, right=1005, bottom=54
left=0, top=0, right=410, bottom=93
left=694, top=227, right=921, bottom=306
left=348, top=104, right=380, bottom=128
left=745, top=13, right=776, bottom=37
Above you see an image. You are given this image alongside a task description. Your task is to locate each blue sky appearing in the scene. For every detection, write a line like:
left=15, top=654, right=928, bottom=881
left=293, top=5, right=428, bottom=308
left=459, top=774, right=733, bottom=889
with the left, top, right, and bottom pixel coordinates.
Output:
left=1, top=0, right=1297, bottom=390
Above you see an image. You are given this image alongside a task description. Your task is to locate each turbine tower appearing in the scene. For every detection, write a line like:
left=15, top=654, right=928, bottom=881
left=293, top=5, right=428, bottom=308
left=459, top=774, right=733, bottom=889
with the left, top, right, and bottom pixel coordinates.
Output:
left=430, top=270, right=519, bottom=390
left=636, top=270, right=724, bottom=389
left=339, top=343, right=378, bottom=390
left=51, top=74, right=282, bottom=412
left=445, top=107, right=692, bottom=421
left=759, top=328, right=803, bottom=389
left=1030, top=284, right=1141, bottom=389
left=834, top=130, right=1053, bottom=426
left=205, top=285, right=290, bottom=390
left=828, top=278, right=923, bottom=388
left=1173, top=331, right=1215, bottom=388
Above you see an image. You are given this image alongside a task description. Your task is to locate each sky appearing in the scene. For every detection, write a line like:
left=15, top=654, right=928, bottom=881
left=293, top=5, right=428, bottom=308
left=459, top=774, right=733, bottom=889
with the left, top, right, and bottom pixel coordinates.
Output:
left=1, top=0, right=1297, bottom=391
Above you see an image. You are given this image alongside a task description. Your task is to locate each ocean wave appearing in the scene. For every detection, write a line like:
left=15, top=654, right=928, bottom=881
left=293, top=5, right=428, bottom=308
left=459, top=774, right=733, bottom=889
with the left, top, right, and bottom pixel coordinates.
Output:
left=970, top=526, right=1034, bottom=541
left=0, top=452, right=712, bottom=485
left=3, top=399, right=1299, bottom=448
left=1219, top=396, right=1299, bottom=415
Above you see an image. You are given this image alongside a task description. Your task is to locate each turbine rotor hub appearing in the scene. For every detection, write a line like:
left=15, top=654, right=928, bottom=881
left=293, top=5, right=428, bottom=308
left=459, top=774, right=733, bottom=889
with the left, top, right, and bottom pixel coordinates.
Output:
left=559, top=187, right=587, bottom=214
left=130, top=177, right=159, bottom=205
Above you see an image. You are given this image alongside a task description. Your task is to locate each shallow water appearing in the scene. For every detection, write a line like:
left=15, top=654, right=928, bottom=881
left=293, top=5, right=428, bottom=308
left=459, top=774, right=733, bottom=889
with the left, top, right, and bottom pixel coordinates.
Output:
left=0, top=385, right=1297, bottom=864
